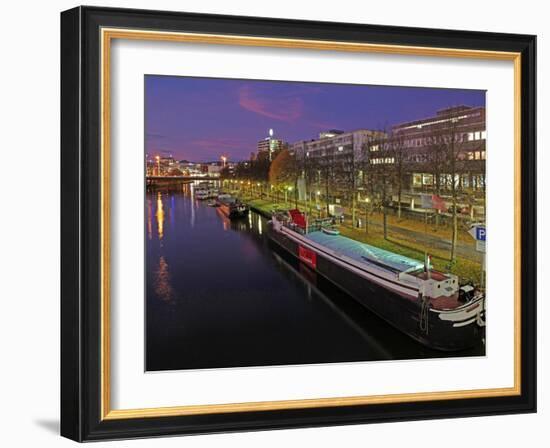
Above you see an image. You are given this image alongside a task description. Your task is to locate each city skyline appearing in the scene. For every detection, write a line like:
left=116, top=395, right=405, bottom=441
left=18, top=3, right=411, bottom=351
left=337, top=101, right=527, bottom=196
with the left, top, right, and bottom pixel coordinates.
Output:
left=145, top=75, right=485, bottom=162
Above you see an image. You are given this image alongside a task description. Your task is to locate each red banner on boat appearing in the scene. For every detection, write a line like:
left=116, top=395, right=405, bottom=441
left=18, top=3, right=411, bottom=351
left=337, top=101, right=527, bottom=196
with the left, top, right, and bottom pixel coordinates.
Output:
left=299, top=245, right=317, bottom=269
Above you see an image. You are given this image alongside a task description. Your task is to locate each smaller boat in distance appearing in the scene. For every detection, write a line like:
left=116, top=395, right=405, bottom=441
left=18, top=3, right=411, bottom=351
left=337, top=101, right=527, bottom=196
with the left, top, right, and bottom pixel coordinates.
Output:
left=322, top=226, right=340, bottom=236
left=195, top=189, right=209, bottom=200
left=217, top=195, right=249, bottom=219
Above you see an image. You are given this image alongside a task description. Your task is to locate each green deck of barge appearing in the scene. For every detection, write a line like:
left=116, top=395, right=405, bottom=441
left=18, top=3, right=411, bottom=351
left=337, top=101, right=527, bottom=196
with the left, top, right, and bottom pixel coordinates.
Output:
left=306, top=230, right=424, bottom=274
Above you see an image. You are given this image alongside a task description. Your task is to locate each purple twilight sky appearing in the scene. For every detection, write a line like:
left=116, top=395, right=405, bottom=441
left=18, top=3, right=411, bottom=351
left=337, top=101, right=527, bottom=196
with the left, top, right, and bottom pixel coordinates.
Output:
left=145, top=75, right=485, bottom=162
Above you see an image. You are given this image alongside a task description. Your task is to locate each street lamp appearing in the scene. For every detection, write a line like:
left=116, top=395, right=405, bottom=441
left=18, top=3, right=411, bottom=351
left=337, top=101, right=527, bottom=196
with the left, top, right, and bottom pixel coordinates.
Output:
left=364, top=197, right=371, bottom=234
left=286, top=186, right=294, bottom=206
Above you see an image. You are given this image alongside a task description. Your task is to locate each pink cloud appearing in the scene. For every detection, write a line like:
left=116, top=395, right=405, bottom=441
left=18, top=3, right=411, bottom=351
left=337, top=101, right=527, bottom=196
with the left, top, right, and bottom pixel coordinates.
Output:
left=191, top=137, right=249, bottom=150
left=238, top=85, right=303, bottom=122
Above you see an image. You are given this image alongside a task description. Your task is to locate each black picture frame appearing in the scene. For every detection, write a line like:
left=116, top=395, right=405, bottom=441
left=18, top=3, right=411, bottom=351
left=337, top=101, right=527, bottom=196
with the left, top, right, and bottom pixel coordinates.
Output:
left=61, top=5, right=536, bottom=442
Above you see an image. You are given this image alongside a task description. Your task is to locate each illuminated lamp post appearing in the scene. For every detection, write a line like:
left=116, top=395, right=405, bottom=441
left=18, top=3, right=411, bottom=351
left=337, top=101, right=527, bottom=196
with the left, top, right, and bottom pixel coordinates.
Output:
left=364, top=196, right=371, bottom=234
left=288, top=185, right=295, bottom=208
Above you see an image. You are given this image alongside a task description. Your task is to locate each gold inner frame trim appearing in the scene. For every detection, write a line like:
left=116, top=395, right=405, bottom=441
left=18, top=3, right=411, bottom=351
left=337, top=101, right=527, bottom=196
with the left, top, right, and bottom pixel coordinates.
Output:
left=100, top=27, right=522, bottom=421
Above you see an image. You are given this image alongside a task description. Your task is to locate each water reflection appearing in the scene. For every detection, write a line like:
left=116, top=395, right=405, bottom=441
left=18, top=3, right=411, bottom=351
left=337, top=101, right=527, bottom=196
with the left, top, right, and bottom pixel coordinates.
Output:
left=189, top=184, right=196, bottom=228
left=272, top=252, right=392, bottom=359
left=154, top=255, right=175, bottom=304
left=147, top=197, right=152, bottom=240
left=156, top=191, right=164, bottom=241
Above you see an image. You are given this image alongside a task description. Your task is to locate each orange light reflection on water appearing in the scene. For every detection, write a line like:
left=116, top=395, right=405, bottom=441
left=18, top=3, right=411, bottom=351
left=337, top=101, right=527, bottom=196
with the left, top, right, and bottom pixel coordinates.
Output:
left=155, top=255, right=175, bottom=303
left=147, top=197, right=152, bottom=240
left=156, top=192, right=164, bottom=240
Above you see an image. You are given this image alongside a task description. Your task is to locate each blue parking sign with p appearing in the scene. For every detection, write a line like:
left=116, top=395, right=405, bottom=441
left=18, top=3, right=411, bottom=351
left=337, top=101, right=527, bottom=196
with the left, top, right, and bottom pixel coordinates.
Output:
left=476, top=227, right=486, bottom=241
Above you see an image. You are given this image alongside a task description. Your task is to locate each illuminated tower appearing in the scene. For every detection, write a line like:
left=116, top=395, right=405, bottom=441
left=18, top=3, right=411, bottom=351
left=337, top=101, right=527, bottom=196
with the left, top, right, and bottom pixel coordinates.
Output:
left=257, top=128, right=284, bottom=161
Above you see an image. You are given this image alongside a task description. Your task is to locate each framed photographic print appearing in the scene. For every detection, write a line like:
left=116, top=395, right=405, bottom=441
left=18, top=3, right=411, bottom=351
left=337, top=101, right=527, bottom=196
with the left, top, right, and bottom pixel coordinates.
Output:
left=60, top=6, right=536, bottom=442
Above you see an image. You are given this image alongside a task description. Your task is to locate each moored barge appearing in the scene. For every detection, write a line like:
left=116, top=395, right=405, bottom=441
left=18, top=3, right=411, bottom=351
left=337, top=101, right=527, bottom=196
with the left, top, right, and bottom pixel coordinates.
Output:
left=217, top=194, right=249, bottom=219
left=268, top=209, right=485, bottom=351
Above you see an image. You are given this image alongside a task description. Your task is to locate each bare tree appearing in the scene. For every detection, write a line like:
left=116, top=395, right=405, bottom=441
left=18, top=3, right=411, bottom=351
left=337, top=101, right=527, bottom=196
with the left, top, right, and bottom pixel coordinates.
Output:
left=315, top=148, right=338, bottom=217
left=361, top=142, right=376, bottom=234
left=388, top=133, right=408, bottom=220
left=433, top=114, right=464, bottom=262
left=341, top=144, right=360, bottom=226
left=365, top=135, right=392, bottom=239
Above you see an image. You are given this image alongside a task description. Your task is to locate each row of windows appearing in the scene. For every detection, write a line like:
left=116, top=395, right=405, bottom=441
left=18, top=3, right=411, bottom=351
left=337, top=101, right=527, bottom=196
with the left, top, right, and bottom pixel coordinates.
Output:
left=465, top=151, right=486, bottom=160
left=304, top=138, right=353, bottom=151
left=412, top=173, right=486, bottom=189
left=467, top=131, right=486, bottom=141
left=370, top=157, right=395, bottom=165
left=369, top=130, right=486, bottom=151
left=396, top=111, right=482, bottom=131
left=405, top=131, right=486, bottom=148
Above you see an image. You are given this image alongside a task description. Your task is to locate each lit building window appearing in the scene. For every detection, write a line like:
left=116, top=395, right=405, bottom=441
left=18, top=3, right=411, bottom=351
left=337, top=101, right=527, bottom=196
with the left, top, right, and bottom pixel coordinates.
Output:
left=481, top=130, right=487, bottom=139
left=370, top=157, right=394, bottom=165
left=422, top=174, right=433, bottom=185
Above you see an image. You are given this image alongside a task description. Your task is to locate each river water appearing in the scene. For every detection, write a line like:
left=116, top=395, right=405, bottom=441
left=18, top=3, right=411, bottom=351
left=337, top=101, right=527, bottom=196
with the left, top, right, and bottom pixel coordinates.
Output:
left=146, top=183, right=483, bottom=371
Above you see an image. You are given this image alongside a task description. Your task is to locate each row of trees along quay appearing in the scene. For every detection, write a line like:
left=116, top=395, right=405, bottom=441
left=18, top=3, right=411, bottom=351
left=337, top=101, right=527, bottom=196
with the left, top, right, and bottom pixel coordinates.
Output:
left=220, top=118, right=486, bottom=286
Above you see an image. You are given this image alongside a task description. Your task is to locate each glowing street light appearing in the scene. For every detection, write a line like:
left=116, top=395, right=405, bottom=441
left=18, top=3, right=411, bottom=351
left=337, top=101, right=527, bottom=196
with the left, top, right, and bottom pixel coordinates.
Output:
left=364, top=196, right=372, bottom=234
left=220, top=155, right=227, bottom=167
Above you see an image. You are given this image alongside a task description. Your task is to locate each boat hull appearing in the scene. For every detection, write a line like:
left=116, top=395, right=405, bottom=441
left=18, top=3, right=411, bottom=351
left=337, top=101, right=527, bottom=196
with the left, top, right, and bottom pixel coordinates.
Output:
left=267, top=223, right=484, bottom=352
left=219, top=203, right=249, bottom=220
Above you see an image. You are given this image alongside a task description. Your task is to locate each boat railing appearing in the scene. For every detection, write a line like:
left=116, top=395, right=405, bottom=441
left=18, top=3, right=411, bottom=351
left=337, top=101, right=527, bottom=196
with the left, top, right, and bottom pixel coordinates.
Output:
left=281, top=220, right=307, bottom=235
left=279, top=215, right=337, bottom=235
left=307, top=217, right=336, bottom=234
left=307, top=222, right=322, bottom=233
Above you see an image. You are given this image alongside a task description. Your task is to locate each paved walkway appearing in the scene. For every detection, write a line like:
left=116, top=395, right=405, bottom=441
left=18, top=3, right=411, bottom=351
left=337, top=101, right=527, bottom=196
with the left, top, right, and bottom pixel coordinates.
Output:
left=346, top=217, right=482, bottom=262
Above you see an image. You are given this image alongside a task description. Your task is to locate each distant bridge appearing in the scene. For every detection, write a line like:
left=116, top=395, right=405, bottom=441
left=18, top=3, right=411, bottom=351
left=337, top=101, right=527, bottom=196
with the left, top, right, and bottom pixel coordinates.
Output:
left=146, top=176, right=222, bottom=185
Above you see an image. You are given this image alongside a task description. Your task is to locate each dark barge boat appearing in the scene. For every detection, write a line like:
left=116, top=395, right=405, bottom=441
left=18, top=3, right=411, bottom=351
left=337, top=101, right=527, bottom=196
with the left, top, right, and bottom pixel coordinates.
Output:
left=217, top=194, right=249, bottom=219
left=267, top=209, right=485, bottom=351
